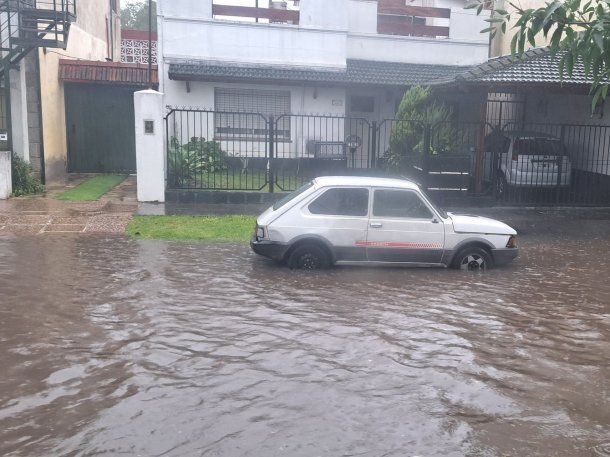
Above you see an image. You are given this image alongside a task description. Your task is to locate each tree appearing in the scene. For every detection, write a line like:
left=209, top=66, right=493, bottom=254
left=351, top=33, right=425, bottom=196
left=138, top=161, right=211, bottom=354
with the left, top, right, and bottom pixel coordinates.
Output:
left=468, top=0, right=610, bottom=109
left=386, top=86, right=456, bottom=171
left=121, top=0, right=157, bottom=32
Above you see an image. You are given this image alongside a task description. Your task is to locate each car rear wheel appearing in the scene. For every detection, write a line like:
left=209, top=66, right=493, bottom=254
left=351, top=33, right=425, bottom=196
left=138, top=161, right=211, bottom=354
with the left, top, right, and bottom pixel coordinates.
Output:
left=287, top=244, right=331, bottom=270
left=453, top=247, right=493, bottom=271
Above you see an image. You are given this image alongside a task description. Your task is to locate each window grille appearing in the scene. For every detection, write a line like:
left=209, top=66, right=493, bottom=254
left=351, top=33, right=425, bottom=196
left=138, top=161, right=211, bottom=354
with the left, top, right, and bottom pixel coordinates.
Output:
left=214, top=88, right=291, bottom=140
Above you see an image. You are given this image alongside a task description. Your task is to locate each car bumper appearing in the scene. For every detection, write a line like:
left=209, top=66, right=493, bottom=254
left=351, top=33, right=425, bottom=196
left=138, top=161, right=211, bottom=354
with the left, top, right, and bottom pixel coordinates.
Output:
left=507, top=171, right=571, bottom=187
left=491, top=248, right=519, bottom=266
left=250, top=237, right=289, bottom=261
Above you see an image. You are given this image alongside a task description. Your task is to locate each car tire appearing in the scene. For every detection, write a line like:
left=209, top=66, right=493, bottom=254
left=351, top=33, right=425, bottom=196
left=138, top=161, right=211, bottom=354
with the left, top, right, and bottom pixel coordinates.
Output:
left=287, top=244, right=331, bottom=270
left=453, top=247, right=493, bottom=271
left=496, top=173, right=508, bottom=198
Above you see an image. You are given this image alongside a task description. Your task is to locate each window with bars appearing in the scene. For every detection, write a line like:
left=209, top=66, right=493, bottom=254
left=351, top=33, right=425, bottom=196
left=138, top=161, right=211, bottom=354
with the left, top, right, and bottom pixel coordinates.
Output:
left=214, top=88, right=291, bottom=140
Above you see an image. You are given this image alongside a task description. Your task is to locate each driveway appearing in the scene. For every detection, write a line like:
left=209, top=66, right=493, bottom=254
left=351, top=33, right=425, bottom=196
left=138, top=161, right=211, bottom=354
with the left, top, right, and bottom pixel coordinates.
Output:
left=0, top=176, right=137, bottom=235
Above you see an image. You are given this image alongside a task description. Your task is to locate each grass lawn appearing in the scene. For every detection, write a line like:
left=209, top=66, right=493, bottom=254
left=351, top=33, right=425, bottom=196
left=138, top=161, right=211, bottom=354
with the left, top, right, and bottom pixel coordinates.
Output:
left=56, top=175, right=126, bottom=201
left=127, top=215, right=255, bottom=242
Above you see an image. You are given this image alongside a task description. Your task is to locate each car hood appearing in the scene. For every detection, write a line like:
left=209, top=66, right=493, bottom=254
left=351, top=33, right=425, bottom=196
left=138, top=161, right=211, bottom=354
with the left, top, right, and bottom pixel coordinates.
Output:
left=448, top=213, right=517, bottom=235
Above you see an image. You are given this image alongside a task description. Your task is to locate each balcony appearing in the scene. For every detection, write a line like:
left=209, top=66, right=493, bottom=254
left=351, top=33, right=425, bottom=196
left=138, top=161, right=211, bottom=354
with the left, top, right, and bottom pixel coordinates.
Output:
left=159, top=0, right=490, bottom=68
left=211, top=0, right=453, bottom=39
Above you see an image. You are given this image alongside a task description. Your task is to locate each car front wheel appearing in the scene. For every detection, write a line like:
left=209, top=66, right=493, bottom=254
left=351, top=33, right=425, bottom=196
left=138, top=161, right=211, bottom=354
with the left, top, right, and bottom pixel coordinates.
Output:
left=453, top=247, right=493, bottom=271
left=287, top=244, right=331, bottom=270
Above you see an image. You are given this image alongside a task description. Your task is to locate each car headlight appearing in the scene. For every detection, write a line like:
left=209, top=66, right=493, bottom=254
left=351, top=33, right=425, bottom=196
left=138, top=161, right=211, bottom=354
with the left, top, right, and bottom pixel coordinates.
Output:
left=506, top=235, right=518, bottom=248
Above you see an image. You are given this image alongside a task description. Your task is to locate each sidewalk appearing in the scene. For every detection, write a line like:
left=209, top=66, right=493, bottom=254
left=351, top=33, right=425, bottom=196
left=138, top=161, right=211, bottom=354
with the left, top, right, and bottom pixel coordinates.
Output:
left=0, top=175, right=137, bottom=235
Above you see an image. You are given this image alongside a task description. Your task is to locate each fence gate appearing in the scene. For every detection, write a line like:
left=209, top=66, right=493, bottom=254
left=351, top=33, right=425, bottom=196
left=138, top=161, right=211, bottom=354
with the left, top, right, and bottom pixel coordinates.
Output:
left=165, top=108, right=610, bottom=207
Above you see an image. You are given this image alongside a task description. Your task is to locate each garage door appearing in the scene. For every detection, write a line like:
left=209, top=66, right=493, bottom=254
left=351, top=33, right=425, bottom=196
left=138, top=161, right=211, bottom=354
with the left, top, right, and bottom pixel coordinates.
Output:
left=66, top=84, right=137, bottom=173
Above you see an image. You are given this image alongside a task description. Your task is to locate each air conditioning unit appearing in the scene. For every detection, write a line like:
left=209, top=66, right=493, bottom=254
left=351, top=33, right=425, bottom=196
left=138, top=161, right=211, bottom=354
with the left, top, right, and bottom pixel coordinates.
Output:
left=306, top=141, right=346, bottom=159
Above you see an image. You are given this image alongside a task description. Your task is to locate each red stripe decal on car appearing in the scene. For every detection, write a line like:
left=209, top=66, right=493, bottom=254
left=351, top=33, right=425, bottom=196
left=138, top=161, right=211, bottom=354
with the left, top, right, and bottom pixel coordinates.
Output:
left=355, top=241, right=442, bottom=249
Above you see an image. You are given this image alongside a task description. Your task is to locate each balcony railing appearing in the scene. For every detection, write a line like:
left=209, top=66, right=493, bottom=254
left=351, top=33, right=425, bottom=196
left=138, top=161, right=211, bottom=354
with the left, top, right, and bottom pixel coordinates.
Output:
left=212, top=2, right=300, bottom=25
left=377, top=0, right=450, bottom=38
left=211, top=0, right=451, bottom=38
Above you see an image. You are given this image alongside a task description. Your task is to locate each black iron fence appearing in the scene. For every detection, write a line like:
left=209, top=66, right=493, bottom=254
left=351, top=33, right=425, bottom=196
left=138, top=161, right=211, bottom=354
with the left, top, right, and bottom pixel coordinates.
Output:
left=165, top=108, right=610, bottom=206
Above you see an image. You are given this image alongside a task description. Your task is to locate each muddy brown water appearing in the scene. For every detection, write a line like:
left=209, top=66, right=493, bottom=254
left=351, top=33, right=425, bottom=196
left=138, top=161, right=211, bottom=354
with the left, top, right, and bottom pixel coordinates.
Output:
left=1, top=211, right=609, bottom=456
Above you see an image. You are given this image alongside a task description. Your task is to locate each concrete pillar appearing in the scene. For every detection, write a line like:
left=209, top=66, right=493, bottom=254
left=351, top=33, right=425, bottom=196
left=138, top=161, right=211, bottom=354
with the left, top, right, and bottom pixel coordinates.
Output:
left=134, top=90, right=165, bottom=203
left=300, top=0, right=348, bottom=30
left=0, top=151, right=12, bottom=199
left=158, top=0, right=212, bottom=19
left=9, top=67, right=29, bottom=162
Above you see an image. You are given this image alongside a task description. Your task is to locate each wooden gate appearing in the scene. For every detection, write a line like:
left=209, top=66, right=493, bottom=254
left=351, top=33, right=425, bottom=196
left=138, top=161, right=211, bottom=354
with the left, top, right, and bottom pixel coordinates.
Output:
left=65, top=84, right=137, bottom=173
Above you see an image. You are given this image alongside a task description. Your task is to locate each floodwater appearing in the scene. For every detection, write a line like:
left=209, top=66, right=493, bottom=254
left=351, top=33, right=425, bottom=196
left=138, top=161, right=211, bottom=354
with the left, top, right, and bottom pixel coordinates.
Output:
left=1, top=210, right=609, bottom=457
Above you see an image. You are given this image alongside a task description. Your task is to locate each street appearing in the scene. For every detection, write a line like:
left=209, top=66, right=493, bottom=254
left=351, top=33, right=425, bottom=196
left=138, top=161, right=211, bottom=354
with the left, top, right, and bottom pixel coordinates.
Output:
left=1, top=209, right=609, bottom=456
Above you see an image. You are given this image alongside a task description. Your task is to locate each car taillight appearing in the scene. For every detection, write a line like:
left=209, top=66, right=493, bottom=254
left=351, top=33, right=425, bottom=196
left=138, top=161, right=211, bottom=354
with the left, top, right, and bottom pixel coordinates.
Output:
left=506, top=236, right=517, bottom=248
left=511, top=152, right=518, bottom=161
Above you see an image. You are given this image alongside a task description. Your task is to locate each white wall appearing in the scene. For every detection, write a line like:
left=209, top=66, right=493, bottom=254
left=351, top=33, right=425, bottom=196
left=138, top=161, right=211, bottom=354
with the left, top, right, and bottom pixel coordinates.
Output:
left=347, top=0, right=377, bottom=34
left=162, top=19, right=347, bottom=69
left=300, top=0, right=348, bottom=31
left=347, top=34, right=489, bottom=65
left=157, top=0, right=212, bottom=19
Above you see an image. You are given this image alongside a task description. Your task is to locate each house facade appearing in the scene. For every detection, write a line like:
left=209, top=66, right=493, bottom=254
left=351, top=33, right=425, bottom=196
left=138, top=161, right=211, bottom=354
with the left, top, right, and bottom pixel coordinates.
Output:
left=157, top=0, right=491, bottom=166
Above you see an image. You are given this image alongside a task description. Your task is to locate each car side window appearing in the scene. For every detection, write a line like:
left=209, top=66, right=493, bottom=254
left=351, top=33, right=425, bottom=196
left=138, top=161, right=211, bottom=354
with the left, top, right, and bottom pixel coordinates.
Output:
left=308, top=188, right=369, bottom=217
left=373, top=189, right=433, bottom=219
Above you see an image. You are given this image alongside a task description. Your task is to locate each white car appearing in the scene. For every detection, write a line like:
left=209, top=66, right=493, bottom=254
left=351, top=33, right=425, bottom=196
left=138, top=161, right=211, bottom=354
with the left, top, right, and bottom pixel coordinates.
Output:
left=485, top=131, right=572, bottom=195
left=251, top=176, right=518, bottom=270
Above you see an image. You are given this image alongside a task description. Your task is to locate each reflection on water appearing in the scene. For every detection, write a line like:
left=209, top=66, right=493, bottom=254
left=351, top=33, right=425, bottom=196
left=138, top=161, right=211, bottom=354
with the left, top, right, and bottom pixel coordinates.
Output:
left=0, top=214, right=609, bottom=456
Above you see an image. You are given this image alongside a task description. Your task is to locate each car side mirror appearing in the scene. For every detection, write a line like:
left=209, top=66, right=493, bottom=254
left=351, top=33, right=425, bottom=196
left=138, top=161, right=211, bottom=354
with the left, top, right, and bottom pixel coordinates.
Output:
left=432, top=218, right=440, bottom=224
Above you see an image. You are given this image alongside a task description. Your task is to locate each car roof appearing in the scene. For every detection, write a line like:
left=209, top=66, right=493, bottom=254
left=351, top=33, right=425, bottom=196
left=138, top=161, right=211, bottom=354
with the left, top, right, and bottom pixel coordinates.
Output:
left=313, top=176, right=420, bottom=190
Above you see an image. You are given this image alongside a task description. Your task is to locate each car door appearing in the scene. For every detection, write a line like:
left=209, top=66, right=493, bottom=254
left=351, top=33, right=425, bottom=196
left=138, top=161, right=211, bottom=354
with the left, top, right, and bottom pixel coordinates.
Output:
left=303, top=186, right=370, bottom=261
left=366, top=188, right=445, bottom=263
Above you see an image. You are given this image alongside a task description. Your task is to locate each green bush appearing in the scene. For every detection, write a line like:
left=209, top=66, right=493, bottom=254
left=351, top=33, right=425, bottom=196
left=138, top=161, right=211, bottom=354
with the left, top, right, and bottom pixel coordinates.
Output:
left=386, top=86, right=458, bottom=171
left=11, top=154, right=44, bottom=197
left=167, top=136, right=227, bottom=187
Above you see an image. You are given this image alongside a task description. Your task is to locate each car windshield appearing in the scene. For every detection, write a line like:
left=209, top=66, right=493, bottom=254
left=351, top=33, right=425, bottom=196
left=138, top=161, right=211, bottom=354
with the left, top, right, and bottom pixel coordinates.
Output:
left=514, top=138, right=566, bottom=156
left=273, top=181, right=314, bottom=211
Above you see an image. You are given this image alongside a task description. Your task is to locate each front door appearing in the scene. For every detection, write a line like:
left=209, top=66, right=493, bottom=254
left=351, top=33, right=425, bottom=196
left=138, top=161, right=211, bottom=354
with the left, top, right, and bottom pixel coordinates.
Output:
left=365, top=188, right=445, bottom=263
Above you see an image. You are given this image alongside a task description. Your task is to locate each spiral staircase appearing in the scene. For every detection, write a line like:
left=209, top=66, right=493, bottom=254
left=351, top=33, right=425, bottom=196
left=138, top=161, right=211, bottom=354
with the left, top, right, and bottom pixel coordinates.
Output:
left=0, top=0, right=75, bottom=72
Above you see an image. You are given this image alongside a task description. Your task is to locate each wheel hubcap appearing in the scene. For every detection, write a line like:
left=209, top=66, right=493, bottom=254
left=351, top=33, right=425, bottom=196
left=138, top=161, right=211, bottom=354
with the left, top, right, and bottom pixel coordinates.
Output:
left=299, top=253, right=320, bottom=270
left=460, top=254, right=486, bottom=271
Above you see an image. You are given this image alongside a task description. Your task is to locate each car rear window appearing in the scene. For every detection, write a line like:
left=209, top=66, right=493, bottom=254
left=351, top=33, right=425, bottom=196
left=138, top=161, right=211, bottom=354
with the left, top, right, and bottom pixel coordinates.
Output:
left=514, top=138, right=565, bottom=155
left=273, top=181, right=314, bottom=211
left=308, top=188, right=369, bottom=217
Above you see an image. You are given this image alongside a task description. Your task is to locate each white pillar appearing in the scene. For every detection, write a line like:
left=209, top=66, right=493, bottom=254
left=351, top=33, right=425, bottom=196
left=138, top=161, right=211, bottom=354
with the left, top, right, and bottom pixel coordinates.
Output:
left=134, top=89, right=165, bottom=203
left=158, top=0, right=212, bottom=19
left=0, top=151, right=12, bottom=199
left=9, top=68, right=29, bottom=162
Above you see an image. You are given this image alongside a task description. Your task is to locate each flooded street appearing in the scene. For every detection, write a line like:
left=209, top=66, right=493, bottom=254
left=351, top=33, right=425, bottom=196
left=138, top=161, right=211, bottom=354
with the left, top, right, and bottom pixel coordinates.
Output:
left=1, top=210, right=609, bottom=456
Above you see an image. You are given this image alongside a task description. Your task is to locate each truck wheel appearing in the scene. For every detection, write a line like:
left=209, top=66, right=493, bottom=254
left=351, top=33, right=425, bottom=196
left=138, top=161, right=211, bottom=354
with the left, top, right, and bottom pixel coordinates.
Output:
left=496, top=174, right=507, bottom=197
left=288, top=244, right=331, bottom=270
left=453, top=247, right=493, bottom=271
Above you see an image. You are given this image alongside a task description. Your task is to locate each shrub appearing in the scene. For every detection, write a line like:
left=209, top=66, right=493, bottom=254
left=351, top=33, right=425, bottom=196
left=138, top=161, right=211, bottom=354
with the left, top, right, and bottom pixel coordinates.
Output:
left=386, top=86, right=458, bottom=171
left=11, top=154, right=44, bottom=197
left=167, top=137, right=227, bottom=187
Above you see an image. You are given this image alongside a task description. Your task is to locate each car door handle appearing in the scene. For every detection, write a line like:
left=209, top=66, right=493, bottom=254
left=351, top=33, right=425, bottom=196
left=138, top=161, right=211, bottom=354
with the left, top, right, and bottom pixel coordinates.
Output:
left=370, top=222, right=383, bottom=228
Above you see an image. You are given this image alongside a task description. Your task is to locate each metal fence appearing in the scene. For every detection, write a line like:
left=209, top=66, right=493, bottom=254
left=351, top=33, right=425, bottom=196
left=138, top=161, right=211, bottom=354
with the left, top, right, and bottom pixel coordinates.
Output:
left=165, top=108, right=610, bottom=206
